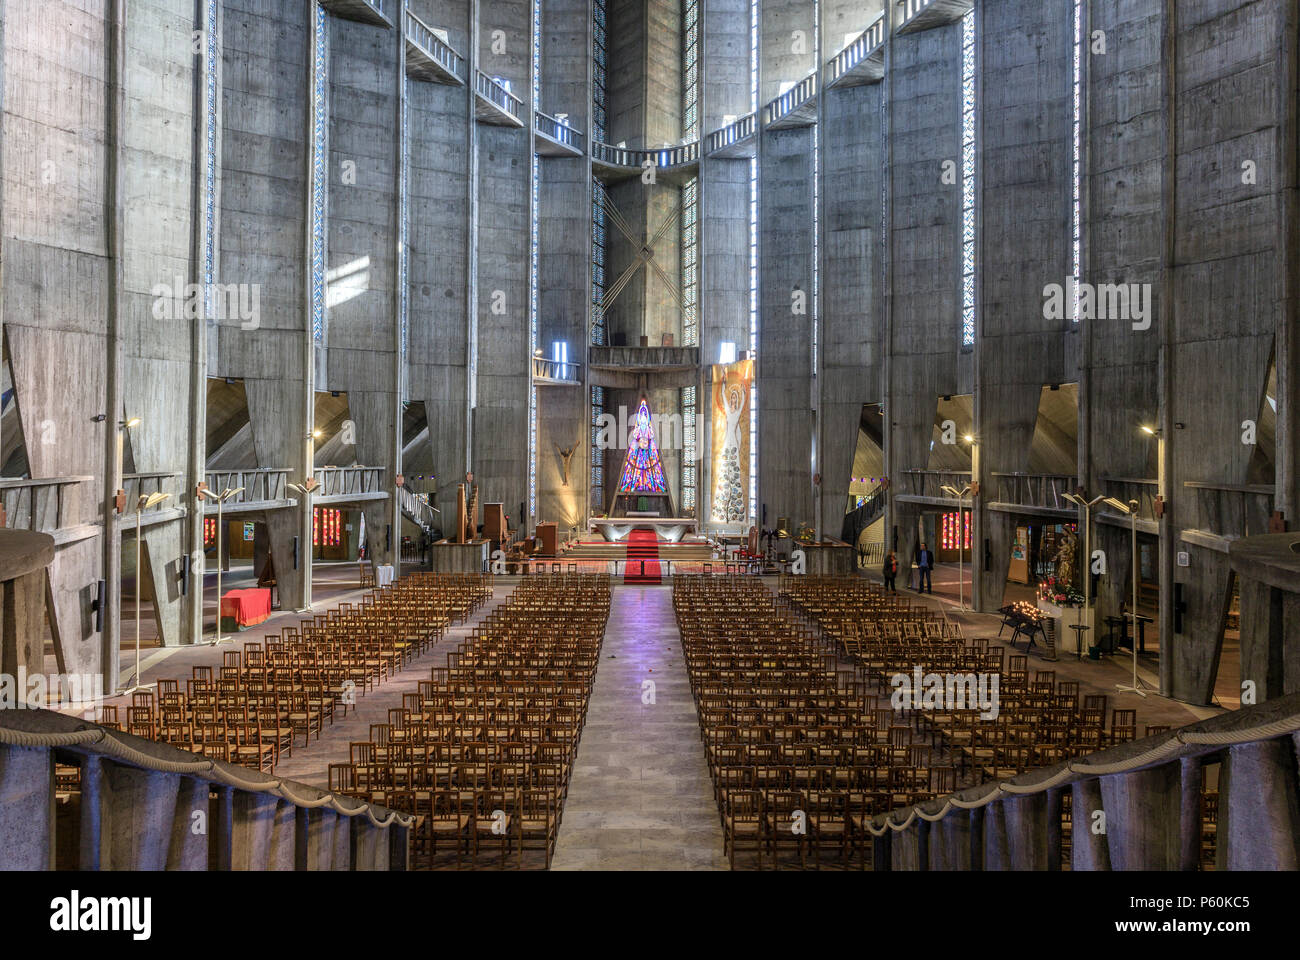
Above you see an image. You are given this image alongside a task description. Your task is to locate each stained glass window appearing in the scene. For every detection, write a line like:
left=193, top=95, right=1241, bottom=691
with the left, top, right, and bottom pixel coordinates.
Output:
left=960, top=9, right=977, bottom=347
left=941, top=511, right=972, bottom=551
left=592, top=178, right=607, bottom=345
left=202, top=0, right=218, bottom=322
left=591, top=387, right=605, bottom=510
left=593, top=0, right=607, bottom=142
left=204, top=517, right=216, bottom=547
left=313, top=508, right=341, bottom=547
left=681, top=386, right=696, bottom=511
left=1072, top=0, right=1083, bottom=321
left=617, top=399, right=669, bottom=494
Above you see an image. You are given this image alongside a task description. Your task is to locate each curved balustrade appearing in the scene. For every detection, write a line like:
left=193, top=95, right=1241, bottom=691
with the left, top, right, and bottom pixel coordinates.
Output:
left=0, top=708, right=410, bottom=870
left=865, top=691, right=1300, bottom=870
left=704, top=112, right=756, bottom=155
left=591, top=140, right=700, bottom=169
left=989, top=472, right=1077, bottom=513
left=319, top=0, right=392, bottom=28
left=827, top=13, right=887, bottom=86
left=535, top=111, right=585, bottom=155
left=314, top=465, right=387, bottom=502
left=765, top=74, right=818, bottom=128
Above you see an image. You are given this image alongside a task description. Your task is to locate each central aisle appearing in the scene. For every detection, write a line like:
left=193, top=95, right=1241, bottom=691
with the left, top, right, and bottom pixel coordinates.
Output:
left=551, top=584, right=728, bottom=870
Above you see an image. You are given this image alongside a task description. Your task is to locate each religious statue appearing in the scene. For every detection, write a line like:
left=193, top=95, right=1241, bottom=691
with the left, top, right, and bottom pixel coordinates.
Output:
left=557, top=444, right=576, bottom=487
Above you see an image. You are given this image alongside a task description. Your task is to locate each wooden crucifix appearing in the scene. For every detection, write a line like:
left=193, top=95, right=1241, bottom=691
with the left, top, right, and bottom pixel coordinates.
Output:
left=557, top=445, right=577, bottom=487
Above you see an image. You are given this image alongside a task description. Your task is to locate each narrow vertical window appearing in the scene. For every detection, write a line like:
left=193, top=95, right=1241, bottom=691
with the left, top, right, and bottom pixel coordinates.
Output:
left=202, top=0, right=218, bottom=321
left=960, top=9, right=976, bottom=347
left=748, top=0, right=759, bottom=523
left=529, top=0, right=541, bottom=518
left=590, top=386, right=605, bottom=512
left=681, top=386, right=697, bottom=511
left=310, top=4, right=329, bottom=343
left=1071, top=0, right=1083, bottom=321
left=591, top=179, right=606, bottom=346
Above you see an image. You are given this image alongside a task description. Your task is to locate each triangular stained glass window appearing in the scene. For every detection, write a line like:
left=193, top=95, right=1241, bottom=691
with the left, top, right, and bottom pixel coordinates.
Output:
left=617, top=398, right=668, bottom=494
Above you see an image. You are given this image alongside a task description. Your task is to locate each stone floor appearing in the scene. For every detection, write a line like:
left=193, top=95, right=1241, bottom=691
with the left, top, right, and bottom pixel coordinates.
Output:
left=550, top=584, right=729, bottom=871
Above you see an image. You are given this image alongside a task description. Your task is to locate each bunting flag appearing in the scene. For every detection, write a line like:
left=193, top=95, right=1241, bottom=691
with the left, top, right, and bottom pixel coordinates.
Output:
left=617, top=398, right=669, bottom=494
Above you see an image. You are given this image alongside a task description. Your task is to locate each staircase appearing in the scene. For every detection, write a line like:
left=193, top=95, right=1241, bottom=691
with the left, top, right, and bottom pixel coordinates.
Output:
left=841, top=482, right=888, bottom=547
left=624, top=528, right=662, bottom=584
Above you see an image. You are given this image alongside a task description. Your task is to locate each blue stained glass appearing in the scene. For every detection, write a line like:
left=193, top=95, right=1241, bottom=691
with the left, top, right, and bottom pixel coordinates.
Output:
left=203, top=0, right=218, bottom=320
left=310, top=5, right=329, bottom=343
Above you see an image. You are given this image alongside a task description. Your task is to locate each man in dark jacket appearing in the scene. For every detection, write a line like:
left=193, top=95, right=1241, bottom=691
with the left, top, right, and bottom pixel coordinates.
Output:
left=915, top=542, right=934, bottom=593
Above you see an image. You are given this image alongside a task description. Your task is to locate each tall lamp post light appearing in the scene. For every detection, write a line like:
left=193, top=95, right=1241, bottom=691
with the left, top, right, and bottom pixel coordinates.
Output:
left=1061, top=491, right=1105, bottom=661
left=1102, top=496, right=1147, bottom=698
left=121, top=491, right=172, bottom=696
left=940, top=483, right=973, bottom=611
left=287, top=475, right=320, bottom=610
left=196, top=486, right=244, bottom=644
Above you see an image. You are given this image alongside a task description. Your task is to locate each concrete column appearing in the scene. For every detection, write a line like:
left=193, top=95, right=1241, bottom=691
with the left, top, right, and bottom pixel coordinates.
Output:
left=167, top=775, right=210, bottom=870
left=230, top=790, right=297, bottom=871
left=1004, top=793, right=1053, bottom=871
left=890, top=825, right=921, bottom=870
left=981, top=800, right=1010, bottom=870
left=1070, top=778, right=1110, bottom=870
left=1217, top=738, right=1300, bottom=870
left=103, top=762, right=181, bottom=870
left=927, top=811, right=972, bottom=871
left=1098, top=763, right=1182, bottom=870
left=0, top=745, right=54, bottom=870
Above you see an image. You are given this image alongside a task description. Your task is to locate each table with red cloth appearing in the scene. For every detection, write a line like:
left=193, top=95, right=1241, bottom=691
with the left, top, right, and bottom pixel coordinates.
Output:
left=220, top=587, right=272, bottom=630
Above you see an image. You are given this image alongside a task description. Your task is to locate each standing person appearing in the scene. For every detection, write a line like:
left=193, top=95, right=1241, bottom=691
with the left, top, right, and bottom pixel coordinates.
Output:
left=882, top=551, right=898, bottom=592
left=915, top=542, right=934, bottom=594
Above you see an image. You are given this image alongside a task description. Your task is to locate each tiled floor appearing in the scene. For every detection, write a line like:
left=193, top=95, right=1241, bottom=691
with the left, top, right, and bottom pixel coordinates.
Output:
left=550, top=585, right=729, bottom=871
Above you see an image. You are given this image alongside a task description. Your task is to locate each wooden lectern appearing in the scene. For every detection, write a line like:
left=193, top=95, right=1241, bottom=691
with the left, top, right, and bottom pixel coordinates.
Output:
left=536, top=522, right=558, bottom=557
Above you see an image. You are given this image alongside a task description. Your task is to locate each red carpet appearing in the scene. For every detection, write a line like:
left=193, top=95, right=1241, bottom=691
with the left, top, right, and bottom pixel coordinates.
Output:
left=624, top=529, right=662, bottom=584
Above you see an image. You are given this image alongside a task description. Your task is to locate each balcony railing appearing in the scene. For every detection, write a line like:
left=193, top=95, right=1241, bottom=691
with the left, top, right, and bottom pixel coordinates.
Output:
left=896, top=0, right=974, bottom=35
left=319, top=0, right=392, bottom=28
left=1184, top=481, right=1275, bottom=541
left=122, top=472, right=184, bottom=511
left=1099, top=477, right=1159, bottom=523
left=204, top=469, right=291, bottom=508
left=897, top=469, right=972, bottom=502
left=405, top=10, right=464, bottom=83
left=531, top=357, right=582, bottom=384
left=535, top=111, right=585, bottom=154
left=827, top=13, right=887, bottom=85
left=315, top=466, right=387, bottom=500
left=397, top=486, right=439, bottom=529
left=474, top=70, right=524, bottom=125
left=0, top=476, right=92, bottom=532
left=989, top=473, right=1077, bottom=512
left=591, top=140, right=700, bottom=169
left=704, top=113, right=756, bottom=155
left=764, top=74, right=817, bottom=127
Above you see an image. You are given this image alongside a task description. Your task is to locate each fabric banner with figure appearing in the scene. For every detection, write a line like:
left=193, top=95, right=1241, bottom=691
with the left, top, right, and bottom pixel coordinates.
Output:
left=709, top=358, right=753, bottom=524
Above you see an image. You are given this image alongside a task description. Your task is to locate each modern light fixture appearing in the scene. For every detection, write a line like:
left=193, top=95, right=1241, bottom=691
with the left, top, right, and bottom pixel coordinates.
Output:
left=121, top=491, right=172, bottom=695
left=196, top=486, right=244, bottom=644
left=941, top=483, right=973, bottom=611
left=1103, top=496, right=1147, bottom=698
left=1061, top=491, right=1106, bottom=660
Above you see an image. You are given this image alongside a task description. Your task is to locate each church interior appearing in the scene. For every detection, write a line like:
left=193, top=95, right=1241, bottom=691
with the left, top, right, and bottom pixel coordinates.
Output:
left=0, top=0, right=1298, bottom=905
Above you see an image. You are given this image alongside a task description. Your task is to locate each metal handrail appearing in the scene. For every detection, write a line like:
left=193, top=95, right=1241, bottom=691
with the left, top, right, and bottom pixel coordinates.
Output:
left=535, top=111, right=585, bottom=151
left=764, top=73, right=817, bottom=126
left=828, top=13, right=887, bottom=82
left=591, top=140, right=700, bottom=168
left=704, top=112, right=756, bottom=154
left=406, top=10, right=464, bottom=79
left=475, top=70, right=523, bottom=120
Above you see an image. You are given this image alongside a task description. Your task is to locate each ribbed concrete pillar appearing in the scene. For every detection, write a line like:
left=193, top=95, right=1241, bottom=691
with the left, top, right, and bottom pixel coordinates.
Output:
left=78, top=755, right=109, bottom=870
left=1178, top=757, right=1203, bottom=871
left=982, top=802, right=1010, bottom=870
left=230, top=791, right=297, bottom=871
left=927, top=810, right=972, bottom=871
left=167, top=776, right=210, bottom=870
left=105, top=763, right=180, bottom=870
left=1218, top=738, right=1300, bottom=870
left=1070, top=779, right=1110, bottom=871
left=1099, top=764, right=1182, bottom=870
left=300, top=807, right=350, bottom=871
left=1005, top=793, right=1052, bottom=870
left=872, top=831, right=891, bottom=871
left=0, top=745, right=53, bottom=869
left=351, top=817, right=391, bottom=871
left=889, top=825, right=921, bottom=870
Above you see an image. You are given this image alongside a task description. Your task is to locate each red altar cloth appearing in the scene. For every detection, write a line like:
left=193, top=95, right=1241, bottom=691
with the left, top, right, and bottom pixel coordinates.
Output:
left=220, top=588, right=272, bottom=628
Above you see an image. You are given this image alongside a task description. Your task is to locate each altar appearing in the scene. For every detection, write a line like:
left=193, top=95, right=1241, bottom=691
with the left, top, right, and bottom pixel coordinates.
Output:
left=590, top=517, right=696, bottom=543
left=1038, top=600, right=1095, bottom=655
